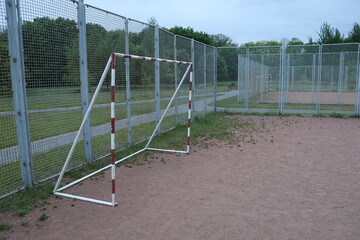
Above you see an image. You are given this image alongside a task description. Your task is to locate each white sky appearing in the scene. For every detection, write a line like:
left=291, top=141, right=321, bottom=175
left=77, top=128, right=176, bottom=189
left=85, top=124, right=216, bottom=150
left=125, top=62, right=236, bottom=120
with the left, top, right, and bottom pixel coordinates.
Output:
left=84, top=0, right=359, bottom=45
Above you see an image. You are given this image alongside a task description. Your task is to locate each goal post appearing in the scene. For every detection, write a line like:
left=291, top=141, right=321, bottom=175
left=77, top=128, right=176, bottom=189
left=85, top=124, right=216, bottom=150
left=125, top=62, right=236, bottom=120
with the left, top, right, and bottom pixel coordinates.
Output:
left=53, top=53, right=193, bottom=207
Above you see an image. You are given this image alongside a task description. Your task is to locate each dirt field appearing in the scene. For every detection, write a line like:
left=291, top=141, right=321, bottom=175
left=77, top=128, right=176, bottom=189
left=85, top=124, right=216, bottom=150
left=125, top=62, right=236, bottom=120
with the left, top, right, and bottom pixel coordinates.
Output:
left=1, top=115, right=360, bottom=240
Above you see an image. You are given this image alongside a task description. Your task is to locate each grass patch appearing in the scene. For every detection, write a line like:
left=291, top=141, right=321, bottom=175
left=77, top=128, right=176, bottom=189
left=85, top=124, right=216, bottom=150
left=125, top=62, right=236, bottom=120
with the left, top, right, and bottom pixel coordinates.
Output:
left=329, top=112, right=346, bottom=118
left=38, top=214, right=48, bottom=221
left=0, top=96, right=190, bottom=149
left=20, top=221, right=29, bottom=227
left=0, top=182, right=54, bottom=216
left=0, top=223, right=11, bottom=231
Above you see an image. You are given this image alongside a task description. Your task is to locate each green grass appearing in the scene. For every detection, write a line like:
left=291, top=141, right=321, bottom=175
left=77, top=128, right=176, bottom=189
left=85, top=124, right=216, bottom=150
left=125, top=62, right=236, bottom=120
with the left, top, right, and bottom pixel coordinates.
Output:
left=20, top=221, right=29, bottom=227
left=216, top=81, right=238, bottom=92
left=0, top=182, right=54, bottom=216
left=0, top=161, right=23, bottom=198
left=0, top=86, right=191, bottom=112
left=38, top=214, right=48, bottom=221
left=0, top=95, right=190, bottom=149
left=0, top=223, right=11, bottom=231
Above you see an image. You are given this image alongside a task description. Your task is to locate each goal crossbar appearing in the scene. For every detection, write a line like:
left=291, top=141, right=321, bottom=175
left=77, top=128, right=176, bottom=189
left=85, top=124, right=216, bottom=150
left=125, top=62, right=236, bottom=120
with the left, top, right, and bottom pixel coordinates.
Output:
left=53, top=53, right=193, bottom=207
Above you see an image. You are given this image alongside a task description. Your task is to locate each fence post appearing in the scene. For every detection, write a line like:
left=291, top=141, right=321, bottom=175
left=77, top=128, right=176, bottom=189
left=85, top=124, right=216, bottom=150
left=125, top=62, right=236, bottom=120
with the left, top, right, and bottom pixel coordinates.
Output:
left=5, top=0, right=34, bottom=188
left=285, top=54, right=290, bottom=103
left=260, top=54, right=265, bottom=101
left=338, top=51, right=344, bottom=104
left=311, top=53, right=316, bottom=104
left=291, top=66, right=295, bottom=91
left=245, top=47, right=250, bottom=110
left=279, top=41, right=286, bottom=114
left=191, top=39, right=195, bottom=117
left=154, top=24, right=161, bottom=134
left=174, top=35, right=178, bottom=124
left=304, top=66, right=307, bottom=89
left=331, top=66, right=334, bottom=90
left=78, top=0, right=92, bottom=163
left=237, top=54, right=241, bottom=102
left=355, top=43, right=360, bottom=117
left=125, top=18, right=132, bottom=145
left=214, top=47, right=217, bottom=112
left=316, top=45, right=322, bottom=113
left=203, top=45, right=207, bottom=114
left=344, top=65, right=348, bottom=91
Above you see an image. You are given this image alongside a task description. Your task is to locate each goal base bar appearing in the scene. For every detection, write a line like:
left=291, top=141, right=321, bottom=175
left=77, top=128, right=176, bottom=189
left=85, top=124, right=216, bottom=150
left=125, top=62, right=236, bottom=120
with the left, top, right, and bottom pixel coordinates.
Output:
left=53, top=147, right=188, bottom=207
left=146, top=148, right=188, bottom=154
left=54, top=192, right=117, bottom=207
left=57, top=164, right=112, bottom=192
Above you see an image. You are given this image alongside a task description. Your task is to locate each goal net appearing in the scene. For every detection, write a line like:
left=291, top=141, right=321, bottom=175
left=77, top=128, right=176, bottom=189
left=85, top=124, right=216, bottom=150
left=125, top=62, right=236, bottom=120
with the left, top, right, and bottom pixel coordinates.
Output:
left=53, top=53, right=193, bottom=206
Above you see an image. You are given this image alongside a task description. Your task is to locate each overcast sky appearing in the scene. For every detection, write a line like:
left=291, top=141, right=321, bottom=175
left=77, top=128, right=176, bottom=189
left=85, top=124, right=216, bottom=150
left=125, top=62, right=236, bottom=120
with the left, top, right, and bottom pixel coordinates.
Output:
left=84, top=0, right=359, bottom=45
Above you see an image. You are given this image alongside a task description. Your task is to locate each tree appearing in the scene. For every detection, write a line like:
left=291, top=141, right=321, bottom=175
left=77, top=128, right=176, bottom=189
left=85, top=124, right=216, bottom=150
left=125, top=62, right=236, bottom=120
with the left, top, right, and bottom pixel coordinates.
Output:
left=241, top=40, right=280, bottom=47
left=0, top=30, right=11, bottom=94
left=168, top=26, right=213, bottom=45
left=22, top=17, right=78, bottom=87
left=147, top=16, right=158, bottom=26
left=210, top=34, right=237, bottom=47
left=316, top=22, right=344, bottom=44
left=287, top=37, right=304, bottom=45
left=307, top=37, right=316, bottom=45
left=346, top=22, right=360, bottom=43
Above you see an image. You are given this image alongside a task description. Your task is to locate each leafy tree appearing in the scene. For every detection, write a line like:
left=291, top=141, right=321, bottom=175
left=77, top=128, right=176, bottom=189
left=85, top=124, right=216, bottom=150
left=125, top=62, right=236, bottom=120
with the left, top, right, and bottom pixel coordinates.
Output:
left=316, top=22, right=344, bottom=44
left=22, top=17, right=78, bottom=87
left=241, top=40, right=280, bottom=47
left=210, top=34, right=237, bottom=47
left=217, top=48, right=239, bottom=81
left=147, top=17, right=158, bottom=26
left=346, top=22, right=360, bottom=43
left=287, top=37, right=304, bottom=45
left=0, top=30, right=11, bottom=94
left=307, top=37, right=316, bottom=45
left=168, top=26, right=213, bottom=45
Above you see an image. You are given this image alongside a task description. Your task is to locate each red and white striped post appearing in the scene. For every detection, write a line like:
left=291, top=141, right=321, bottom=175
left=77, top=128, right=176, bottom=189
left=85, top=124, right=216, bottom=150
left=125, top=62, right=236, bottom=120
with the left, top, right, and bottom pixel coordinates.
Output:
left=187, top=64, right=193, bottom=153
left=110, top=53, right=117, bottom=207
left=54, top=53, right=193, bottom=207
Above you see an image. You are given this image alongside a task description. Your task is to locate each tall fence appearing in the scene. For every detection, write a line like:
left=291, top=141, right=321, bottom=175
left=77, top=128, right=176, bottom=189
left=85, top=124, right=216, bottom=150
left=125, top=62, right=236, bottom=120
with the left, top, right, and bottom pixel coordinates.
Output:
left=0, top=0, right=216, bottom=198
left=217, top=43, right=360, bottom=115
left=1, top=0, right=360, bottom=198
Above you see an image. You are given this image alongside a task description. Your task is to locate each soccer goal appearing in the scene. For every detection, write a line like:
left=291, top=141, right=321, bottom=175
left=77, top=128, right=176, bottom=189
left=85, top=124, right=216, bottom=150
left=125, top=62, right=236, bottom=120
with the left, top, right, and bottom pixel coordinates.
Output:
left=53, top=53, right=193, bottom=207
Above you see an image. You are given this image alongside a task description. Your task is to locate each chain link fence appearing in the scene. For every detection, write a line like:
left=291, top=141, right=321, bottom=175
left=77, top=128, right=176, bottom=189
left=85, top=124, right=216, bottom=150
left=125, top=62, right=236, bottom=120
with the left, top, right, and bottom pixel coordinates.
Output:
left=1, top=0, right=359, bottom=198
left=0, top=0, right=215, bottom=198
left=217, top=44, right=360, bottom=114
left=85, top=6, right=127, bottom=162
left=0, top=0, right=23, bottom=197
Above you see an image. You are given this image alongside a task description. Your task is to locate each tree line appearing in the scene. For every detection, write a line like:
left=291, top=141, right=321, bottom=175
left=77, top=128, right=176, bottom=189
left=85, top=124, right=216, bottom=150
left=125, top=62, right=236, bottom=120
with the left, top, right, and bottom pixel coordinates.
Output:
left=168, top=22, right=360, bottom=47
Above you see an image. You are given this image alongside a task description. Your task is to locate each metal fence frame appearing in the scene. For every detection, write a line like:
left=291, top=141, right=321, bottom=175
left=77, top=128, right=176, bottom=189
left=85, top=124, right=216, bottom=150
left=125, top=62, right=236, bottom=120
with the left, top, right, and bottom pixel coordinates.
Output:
left=217, top=43, right=360, bottom=115
left=0, top=0, right=216, bottom=198
left=1, top=0, right=360, bottom=198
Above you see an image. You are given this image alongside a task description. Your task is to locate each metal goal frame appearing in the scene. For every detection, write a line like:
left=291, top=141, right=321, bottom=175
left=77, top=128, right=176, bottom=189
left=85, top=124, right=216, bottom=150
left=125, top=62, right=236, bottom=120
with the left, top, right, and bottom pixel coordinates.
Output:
left=53, top=53, right=193, bottom=207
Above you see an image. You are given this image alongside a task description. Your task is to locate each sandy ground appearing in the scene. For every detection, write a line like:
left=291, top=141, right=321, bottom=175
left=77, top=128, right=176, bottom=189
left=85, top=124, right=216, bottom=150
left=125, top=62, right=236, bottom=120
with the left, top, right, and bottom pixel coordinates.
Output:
left=1, top=115, right=360, bottom=240
left=264, top=91, right=357, bottom=105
